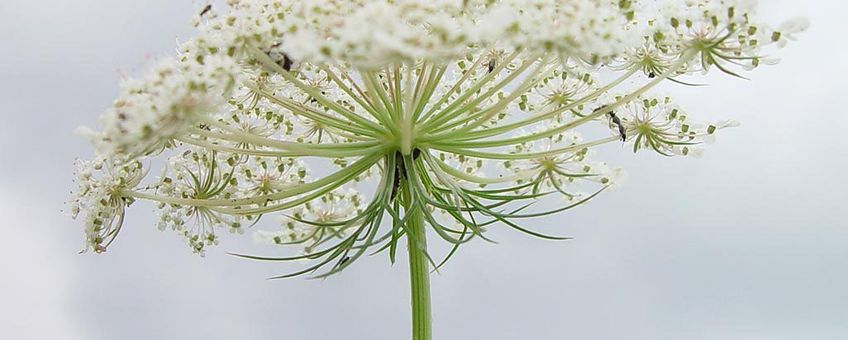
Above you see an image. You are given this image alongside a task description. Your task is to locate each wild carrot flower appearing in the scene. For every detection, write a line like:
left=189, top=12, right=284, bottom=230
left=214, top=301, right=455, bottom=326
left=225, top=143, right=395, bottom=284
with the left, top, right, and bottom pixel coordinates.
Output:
left=69, top=1, right=804, bottom=339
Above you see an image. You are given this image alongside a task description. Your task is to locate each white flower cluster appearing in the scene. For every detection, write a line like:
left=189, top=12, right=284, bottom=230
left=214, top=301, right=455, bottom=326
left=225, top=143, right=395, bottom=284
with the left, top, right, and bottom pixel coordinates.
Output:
left=238, top=157, right=308, bottom=196
left=180, top=0, right=646, bottom=67
left=616, top=95, right=739, bottom=156
left=255, top=188, right=365, bottom=254
left=81, top=56, right=240, bottom=157
left=69, top=0, right=803, bottom=267
left=154, top=148, right=244, bottom=255
left=69, top=157, right=144, bottom=253
left=627, top=0, right=809, bottom=74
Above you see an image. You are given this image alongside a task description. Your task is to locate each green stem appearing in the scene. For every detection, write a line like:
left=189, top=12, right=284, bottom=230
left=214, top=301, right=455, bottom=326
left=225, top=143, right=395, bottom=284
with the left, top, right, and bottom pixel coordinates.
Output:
left=403, top=176, right=432, bottom=340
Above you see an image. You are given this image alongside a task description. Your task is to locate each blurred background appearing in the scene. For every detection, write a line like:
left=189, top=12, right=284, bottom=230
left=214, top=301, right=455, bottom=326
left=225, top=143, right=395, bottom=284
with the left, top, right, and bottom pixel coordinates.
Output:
left=0, top=1, right=845, bottom=339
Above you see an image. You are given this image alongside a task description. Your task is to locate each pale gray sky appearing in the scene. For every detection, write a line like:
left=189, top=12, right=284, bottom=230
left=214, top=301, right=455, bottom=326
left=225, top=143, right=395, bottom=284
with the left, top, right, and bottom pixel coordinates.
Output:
left=1, top=1, right=846, bottom=339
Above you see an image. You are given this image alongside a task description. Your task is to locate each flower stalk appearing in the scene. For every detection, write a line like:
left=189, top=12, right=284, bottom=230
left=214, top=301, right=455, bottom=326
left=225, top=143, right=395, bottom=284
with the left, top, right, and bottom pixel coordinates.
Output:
left=402, top=172, right=433, bottom=340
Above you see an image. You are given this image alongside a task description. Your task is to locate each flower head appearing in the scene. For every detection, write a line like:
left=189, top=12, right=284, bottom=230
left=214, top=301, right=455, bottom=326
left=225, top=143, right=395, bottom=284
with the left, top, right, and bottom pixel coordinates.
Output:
left=71, top=0, right=803, bottom=278
left=69, top=157, right=145, bottom=253
left=81, top=56, right=240, bottom=157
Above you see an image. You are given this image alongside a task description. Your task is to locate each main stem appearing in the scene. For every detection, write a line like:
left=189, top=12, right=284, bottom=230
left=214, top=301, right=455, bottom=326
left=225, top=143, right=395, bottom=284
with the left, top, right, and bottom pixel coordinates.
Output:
left=403, top=182, right=432, bottom=340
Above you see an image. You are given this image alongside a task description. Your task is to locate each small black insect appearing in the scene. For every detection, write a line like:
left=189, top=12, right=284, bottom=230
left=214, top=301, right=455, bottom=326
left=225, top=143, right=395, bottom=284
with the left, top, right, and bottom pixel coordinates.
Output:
left=595, top=105, right=626, bottom=142
left=389, top=150, right=421, bottom=200
left=279, top=53, right=293, bottom=72
left=268, top=42, right=294, bottom=72
left=339, top=256, right=350, bottom=266
left=609, top=112, right=626, bottom=142
left=391, top=152, right=405, bottom=200
left=199, top=4, right=212, bottom=17
left=648, top=71, right=656, bottom=79
left=486, top=58, right=496, bottom=73
left=390, top=179, right=400, bottom=200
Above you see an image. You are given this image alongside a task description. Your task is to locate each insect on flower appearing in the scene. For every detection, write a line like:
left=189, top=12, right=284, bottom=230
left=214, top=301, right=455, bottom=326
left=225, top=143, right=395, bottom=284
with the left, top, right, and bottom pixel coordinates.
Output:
left=596, top=105, right=627, bottom=142
left=199, top=4, right=212, bottom=17
left=269, top=43, right=294, bottom=72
